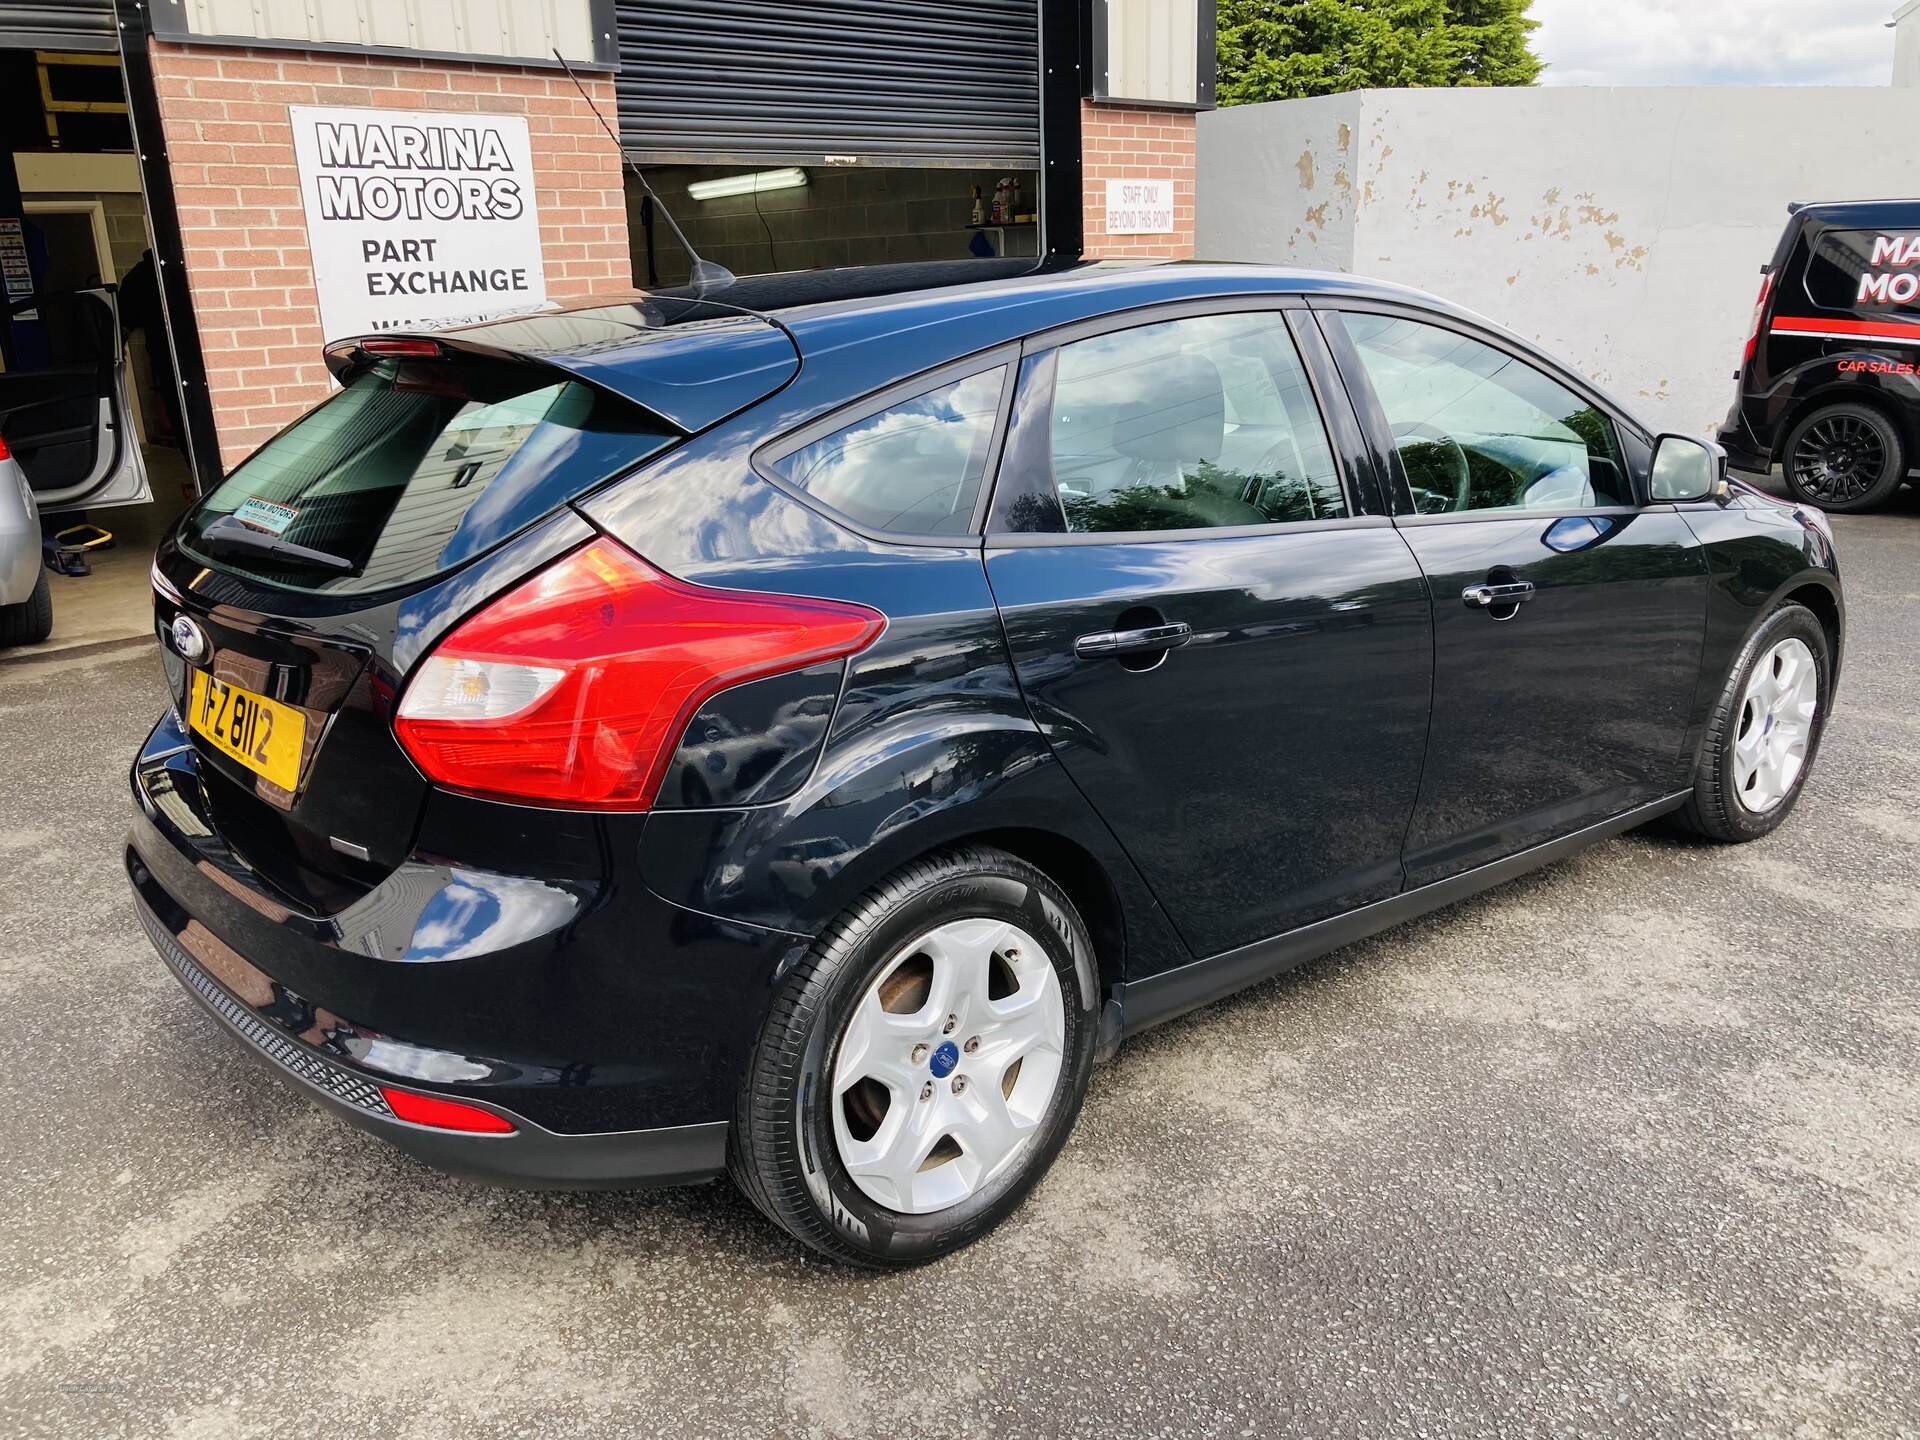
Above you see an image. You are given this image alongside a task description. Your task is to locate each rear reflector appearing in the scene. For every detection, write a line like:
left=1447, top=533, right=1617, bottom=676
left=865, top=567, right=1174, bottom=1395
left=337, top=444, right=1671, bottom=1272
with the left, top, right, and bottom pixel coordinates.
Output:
left=394, top=537, right=884, bottom=809
left=381, top=1087, right=516, bottom=1133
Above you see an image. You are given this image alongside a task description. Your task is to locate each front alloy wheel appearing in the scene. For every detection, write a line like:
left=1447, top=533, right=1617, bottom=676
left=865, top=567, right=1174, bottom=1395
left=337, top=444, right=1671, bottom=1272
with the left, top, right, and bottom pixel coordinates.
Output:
left=1674, top=601, right=1830, bottom=843
left=1731, top=637, right=1819, bottom=814
left=729, top=846, right=1098, bottom=1266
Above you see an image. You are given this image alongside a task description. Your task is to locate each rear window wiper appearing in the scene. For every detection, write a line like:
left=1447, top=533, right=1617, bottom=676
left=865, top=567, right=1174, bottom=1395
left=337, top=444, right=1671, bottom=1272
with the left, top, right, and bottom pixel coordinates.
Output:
left=195, top=515, right=357, bottom=574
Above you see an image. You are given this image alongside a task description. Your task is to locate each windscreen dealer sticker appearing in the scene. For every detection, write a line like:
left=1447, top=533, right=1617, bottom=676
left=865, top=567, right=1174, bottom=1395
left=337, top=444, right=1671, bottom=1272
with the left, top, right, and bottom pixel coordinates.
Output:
left=232, top=498, right=300, bottom=536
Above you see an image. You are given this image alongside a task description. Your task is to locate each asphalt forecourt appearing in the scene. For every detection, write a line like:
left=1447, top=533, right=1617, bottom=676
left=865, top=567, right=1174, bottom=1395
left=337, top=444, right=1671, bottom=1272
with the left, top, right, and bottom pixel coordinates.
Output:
left=2, top=500, right=1915, bottom=1438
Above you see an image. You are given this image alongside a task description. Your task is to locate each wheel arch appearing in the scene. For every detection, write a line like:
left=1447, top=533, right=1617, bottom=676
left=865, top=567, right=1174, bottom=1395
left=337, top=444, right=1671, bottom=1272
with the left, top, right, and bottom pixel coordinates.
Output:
left=639, top=714, right=1190, bottom=993
left=1774, top=383, right=1919, bottom=472
left=946, top=826, right=1128, bottom=1002
left=1780, top=577, right=1844, bottom=686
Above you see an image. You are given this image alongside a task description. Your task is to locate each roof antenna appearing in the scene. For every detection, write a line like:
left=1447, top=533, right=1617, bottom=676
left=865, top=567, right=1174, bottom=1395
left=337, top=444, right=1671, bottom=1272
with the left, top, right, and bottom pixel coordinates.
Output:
left=552, top=47, right=735, bottom=295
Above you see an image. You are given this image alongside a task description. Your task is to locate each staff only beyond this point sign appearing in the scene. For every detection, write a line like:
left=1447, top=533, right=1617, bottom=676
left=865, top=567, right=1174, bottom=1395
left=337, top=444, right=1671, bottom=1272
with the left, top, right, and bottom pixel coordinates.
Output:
left=290, top=105, right=549, bottom=343
left=1104, top=179, right=1174, bottom=236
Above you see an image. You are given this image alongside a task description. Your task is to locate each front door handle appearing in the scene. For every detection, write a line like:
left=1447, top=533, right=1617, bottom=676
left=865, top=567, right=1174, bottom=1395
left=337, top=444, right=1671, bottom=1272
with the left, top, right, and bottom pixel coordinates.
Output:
left=1461, top=581, right=1536, bottom=610
left=1074, top=621, right=1193, bottom=659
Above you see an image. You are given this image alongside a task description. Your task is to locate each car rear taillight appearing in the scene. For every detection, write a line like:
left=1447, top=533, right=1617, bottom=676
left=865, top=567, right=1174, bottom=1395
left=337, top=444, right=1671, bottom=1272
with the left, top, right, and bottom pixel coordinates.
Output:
left=394, top=537, right=883, bottom=809
left=0, top=433, right=10, bottom=460
left=381, top=1087, right=516, bottom=1133
left=1742, top=271, right=1776, bottom=367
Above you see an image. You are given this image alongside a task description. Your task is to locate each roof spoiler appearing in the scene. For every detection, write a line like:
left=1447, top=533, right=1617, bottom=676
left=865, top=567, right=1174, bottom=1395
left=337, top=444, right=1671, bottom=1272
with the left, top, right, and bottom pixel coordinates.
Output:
left=320, top=306, right=801, bottom=435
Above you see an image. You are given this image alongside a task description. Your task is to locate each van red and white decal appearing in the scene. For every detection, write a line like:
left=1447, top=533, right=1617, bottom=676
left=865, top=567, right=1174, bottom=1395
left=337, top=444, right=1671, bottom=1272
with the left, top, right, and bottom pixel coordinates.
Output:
left=1855, top=233, right=1920, bottom=305
left=1771, top=315, right=1920, bottom=347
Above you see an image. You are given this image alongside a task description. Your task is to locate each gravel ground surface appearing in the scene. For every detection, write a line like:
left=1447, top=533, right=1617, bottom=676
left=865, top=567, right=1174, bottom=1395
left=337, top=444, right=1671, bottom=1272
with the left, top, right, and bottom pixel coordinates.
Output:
left=2, top=495, right=1916, bottom=1439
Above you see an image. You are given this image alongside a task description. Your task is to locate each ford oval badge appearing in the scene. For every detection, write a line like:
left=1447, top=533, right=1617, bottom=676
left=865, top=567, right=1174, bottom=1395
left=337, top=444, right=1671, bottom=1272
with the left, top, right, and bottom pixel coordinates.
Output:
left=169, top=614, right=211, bottom=665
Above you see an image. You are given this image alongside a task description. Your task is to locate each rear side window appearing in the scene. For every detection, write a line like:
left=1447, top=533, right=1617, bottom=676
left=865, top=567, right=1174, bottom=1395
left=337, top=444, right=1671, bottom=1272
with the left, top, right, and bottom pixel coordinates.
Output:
left=766, top=367, right=1007, bottom=536
left=1805, top=228, right=1920, bottom=314
left=1046, top=312, right=1347, bottom=534
left=181, top=358, right=673, bottom=593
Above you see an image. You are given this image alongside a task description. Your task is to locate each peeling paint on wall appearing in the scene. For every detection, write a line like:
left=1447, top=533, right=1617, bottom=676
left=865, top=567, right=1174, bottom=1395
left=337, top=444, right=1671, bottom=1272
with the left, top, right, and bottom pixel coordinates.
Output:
left=1198, top=85, right=1920, bottom=435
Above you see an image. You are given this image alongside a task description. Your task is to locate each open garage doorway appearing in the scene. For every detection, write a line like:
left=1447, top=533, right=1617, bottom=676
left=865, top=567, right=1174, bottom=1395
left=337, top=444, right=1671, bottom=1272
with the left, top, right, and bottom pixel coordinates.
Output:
left=629, top=164, right=1041, bottom=289
left=0, top=41, right=192, bottom=656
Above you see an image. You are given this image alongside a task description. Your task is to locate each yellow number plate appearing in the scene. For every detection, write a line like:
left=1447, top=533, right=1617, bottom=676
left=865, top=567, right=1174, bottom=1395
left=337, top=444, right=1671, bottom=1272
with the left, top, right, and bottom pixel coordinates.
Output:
left=188, top=670, right=306, bottom=791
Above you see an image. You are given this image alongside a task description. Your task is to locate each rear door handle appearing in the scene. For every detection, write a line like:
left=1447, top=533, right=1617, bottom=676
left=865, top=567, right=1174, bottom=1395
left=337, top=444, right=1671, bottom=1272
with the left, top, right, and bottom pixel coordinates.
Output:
left=1461, top=582, right=1536, bottom=609
left=1074, top=622, right=1193, bottom=659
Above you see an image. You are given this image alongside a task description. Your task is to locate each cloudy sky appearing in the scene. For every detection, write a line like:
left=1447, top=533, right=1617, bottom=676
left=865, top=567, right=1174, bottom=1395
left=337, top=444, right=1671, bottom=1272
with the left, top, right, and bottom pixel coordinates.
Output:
left=1531, top=0, right=1900, bottom=87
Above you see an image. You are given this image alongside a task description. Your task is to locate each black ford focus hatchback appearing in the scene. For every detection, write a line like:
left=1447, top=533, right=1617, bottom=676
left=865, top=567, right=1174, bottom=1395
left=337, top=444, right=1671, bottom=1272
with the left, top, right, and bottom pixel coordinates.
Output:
left=134, top=262, right=1844, bottom=1265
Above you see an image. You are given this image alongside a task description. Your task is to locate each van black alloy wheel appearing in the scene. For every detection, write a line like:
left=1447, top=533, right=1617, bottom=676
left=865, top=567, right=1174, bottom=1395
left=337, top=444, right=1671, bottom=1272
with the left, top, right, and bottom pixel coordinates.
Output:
left=1783, top=403, right=1906, bottom=512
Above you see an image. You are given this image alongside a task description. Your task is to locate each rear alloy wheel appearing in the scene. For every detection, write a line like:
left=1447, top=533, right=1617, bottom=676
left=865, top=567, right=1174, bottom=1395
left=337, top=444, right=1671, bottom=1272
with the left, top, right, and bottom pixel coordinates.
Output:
left=832, top=917, right=1066, bottom=1215
left=1674, top=602, right=1830, bottom=843
left=729, top=847, right=1097, bottom=1266
left=1782, top=402, right=1906, bottom=512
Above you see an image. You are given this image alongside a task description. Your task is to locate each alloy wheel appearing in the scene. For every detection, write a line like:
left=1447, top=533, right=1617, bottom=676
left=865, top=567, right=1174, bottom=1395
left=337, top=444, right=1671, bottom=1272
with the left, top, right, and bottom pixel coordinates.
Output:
left=1733, top=637, right=1819, bottom=814
left=1792, top=413, right=1888, bottom=503
left=830, top=917, right=1066, bottom=1215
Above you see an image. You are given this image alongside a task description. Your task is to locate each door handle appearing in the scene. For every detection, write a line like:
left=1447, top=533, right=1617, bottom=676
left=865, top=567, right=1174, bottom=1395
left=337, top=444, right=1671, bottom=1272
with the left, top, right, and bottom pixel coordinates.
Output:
left=1074, top=621, right=1193, bottom=659
left=1461, top=581, right=1536, bottom=609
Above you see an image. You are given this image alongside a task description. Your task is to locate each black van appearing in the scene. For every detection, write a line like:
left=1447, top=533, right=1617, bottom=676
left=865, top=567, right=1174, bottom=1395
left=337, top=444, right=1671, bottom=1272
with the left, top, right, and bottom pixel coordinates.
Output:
left=1718, top=199, right=1920, bottom=511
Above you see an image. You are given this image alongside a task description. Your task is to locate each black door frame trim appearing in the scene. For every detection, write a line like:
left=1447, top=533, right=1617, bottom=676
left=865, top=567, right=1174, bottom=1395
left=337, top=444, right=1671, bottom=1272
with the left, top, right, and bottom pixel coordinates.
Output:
left=115, top=0, right=224, bottom=495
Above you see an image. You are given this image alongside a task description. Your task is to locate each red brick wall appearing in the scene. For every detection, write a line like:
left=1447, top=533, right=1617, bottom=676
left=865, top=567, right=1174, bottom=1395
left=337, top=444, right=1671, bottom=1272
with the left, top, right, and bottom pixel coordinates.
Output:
left=1080, top=101, right=1197, bottom=261
left=149, top=42, right=633, bottom=469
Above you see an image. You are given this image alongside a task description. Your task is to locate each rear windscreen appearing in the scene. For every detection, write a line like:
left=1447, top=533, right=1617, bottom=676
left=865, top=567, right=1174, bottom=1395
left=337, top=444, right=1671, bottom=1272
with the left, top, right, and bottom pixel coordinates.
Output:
left=1805, top=228, right=1920, bottom=315
left=180, top=357, right=674, bottom=593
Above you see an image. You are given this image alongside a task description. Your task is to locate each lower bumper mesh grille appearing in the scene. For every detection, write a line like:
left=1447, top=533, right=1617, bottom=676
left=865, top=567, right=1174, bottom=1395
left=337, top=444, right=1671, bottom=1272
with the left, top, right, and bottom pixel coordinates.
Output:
left=137, top=903, right=394, bottom=1119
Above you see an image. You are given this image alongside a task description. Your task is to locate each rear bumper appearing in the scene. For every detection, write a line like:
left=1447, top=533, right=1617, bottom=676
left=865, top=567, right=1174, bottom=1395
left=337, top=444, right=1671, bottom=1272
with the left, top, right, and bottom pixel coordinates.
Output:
left=133, top=891, right=728, bottom=1187
left=127, top=707, right=803, bottom=1187
left=1716, top=406, right=1773, bottom=477
left=0, top=463, right=40, bottom=607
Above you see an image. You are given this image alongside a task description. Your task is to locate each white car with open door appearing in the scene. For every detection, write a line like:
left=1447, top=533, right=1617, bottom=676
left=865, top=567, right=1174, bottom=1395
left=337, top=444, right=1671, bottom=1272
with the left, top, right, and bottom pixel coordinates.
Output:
left=0, top=286, right=152, bottom=645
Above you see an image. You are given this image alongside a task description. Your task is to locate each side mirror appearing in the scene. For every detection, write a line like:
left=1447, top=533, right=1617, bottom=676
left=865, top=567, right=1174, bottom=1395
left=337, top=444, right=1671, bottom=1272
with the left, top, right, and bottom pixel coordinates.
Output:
left=1649, top=433, right=1730, bottom=503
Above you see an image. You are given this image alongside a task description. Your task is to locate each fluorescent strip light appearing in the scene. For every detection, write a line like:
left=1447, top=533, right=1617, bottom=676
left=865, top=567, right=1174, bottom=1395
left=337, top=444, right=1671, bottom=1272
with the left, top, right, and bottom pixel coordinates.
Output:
left=686, top=167, right=809, bottom=202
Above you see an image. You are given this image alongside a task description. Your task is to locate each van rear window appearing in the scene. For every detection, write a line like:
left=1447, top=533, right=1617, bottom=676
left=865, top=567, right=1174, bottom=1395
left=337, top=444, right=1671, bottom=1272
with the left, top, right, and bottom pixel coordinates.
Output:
left=1806, top=228, right=1920, bottom=314
left=180, top=357, right=674, bottom=593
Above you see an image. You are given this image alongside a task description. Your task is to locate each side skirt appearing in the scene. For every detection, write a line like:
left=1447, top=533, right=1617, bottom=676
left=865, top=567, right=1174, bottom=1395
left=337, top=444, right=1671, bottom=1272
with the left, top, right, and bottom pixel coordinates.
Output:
left=1116, top=792, right=1691, bottom=1038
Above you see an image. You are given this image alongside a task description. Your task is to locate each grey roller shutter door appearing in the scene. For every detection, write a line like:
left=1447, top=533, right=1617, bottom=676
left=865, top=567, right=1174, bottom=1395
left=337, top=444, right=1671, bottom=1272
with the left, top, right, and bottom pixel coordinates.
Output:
left=614, top=0, right=1041, bottom=169
left=0, top=0, right=116, bottom=51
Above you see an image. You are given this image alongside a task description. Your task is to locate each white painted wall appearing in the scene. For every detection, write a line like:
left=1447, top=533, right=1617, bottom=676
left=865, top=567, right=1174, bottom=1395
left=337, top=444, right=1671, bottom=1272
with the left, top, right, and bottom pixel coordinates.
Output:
left=1198, top=86, right=1920, bottom=438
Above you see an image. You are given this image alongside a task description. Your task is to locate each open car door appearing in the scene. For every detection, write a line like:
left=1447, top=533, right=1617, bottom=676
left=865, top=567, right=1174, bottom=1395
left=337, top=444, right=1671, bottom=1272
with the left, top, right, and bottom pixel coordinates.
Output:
left=0, top=287, right=152, bottom=513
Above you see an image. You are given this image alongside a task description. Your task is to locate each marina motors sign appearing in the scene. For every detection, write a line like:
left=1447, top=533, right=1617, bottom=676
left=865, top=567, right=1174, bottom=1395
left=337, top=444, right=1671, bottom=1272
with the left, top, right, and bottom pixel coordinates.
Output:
left=290, top=106, right=548, bottom=342
left=1855, top=234, right=1920, bottom=305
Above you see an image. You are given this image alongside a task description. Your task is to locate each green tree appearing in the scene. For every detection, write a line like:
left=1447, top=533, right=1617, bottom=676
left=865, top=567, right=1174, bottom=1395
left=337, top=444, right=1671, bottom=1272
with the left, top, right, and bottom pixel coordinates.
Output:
left=1216, top=0, right=1543, bottom=106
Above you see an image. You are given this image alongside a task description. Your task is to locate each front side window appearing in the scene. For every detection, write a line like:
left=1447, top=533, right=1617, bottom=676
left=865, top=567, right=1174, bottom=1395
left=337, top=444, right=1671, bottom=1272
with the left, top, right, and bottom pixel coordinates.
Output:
left=1342, top=314, right=1629, bottom=513
left=1043, top=312, right=1348, bottom=534
left=768, top=367, right=1006, bottom=536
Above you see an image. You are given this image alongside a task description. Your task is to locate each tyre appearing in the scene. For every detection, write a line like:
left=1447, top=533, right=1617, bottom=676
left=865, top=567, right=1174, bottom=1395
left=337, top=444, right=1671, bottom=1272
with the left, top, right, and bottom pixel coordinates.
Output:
left=729, top=845, right=1099, bottom=1267
left=0, top=569, right=53, bottom=647
left=1673, top=602, right=1829, bottom=843
left=1781, top=402, right=1907, bottom=512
